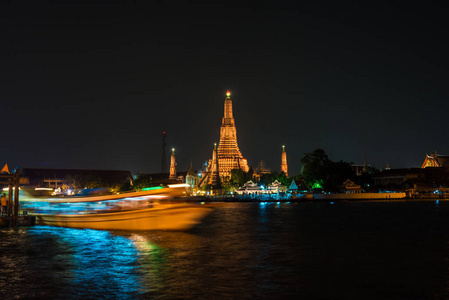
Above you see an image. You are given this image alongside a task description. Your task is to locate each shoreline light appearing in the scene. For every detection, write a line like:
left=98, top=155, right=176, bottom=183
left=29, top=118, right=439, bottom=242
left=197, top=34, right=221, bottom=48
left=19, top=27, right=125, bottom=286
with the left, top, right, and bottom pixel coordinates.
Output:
left=142, top=186, right=164, bottom=191
left=168, top=184, right=189, bottom=188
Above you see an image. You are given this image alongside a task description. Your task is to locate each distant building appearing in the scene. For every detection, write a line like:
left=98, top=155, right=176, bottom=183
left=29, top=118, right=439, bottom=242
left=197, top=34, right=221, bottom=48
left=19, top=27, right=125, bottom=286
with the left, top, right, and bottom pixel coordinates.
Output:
left=288, top=180, right=308, bottom=193
left=351, top=156, right=375, bottom=175
left=236, top=180, right=263, bottom=195
left=351, top=165, right=368, bottom=176
left=372, top=168, right=424, bottom=188
left=185, top=163, right=197, bottom=194
left=185, top=163, right=195, bottom=188
left=341, top=179, right=362, bottom=194
left=143, top=172, right=184, bottom=186
left=268, top=180, right=287, bottom=193
left=372, top=153, right=449, bottom=195
left=20, top=168, right=133, bottom=189
left=371, top=167, right=449, bottom=194
left=253, top=160, right=271, bottom=180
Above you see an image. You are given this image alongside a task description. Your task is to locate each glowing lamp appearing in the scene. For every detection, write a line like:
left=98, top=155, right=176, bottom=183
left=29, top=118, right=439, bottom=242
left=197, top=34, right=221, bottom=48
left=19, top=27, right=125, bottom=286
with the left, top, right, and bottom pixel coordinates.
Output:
left=226, top=90, right=231, bottom=97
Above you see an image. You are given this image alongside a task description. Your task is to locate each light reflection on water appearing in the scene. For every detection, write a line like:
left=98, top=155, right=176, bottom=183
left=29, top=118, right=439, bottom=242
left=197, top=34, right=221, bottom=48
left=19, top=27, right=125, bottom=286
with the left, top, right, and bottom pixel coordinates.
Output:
left=0, top=226, right=145, bottom=298
left=2, top=201, right=449, bottom=299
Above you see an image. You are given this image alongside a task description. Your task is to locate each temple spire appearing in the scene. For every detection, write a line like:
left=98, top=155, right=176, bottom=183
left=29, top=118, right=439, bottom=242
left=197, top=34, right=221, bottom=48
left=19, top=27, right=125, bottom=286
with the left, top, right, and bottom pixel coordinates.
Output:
left=281, top=145, right=288, bottom=177
left=363, top=154, right=367, bottom=172
left=223, top=90, right=234, bottom=120
left=169, top=148, right=177, bottom=180
left=199, top=91, right=249, bottom=189
left=188, top=160, right=194, bottom=175
left=216, top=90, right=249, bottom=179
left=209, top=143, right=220, bottom=186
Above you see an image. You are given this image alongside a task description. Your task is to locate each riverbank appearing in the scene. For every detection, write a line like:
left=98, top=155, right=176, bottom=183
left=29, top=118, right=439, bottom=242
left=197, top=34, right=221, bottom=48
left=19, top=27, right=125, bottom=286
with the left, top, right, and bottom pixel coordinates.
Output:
left=192, top=194, right=447, bottom=203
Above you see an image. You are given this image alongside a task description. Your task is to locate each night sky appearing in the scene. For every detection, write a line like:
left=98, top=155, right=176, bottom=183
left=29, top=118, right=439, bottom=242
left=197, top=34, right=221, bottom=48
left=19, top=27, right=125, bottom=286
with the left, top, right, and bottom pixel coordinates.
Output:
left=1, top=1, right=448, bottom=176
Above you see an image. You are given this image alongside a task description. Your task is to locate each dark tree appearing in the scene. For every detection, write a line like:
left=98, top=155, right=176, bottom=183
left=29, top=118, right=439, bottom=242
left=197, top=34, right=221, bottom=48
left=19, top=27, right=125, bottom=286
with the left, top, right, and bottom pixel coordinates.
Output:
left=276, top=172, right=291, bottom=187
left=259, top=172, right=278, bottom=188
left=300, top=149, right=329, bottom=188
left=132, top=174, right=153, bottom=191
left=300, top=149, right=355, bottom=192
left=325, top=160, right=355, bottom=192
left=230, top=169, right=247, bottom=187
left=120, top=180, right=133, bottom=192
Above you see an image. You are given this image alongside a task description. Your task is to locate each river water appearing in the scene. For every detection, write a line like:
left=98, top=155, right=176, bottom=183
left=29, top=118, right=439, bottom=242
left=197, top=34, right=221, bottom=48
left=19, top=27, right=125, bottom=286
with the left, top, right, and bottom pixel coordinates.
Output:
left=1, top=201, right=449, bottom=299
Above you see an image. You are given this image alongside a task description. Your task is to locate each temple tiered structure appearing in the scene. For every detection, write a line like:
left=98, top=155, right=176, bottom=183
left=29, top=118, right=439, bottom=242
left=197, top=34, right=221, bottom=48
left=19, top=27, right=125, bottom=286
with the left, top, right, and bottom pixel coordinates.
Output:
left=169, top=148, right=177, bottom=180
left=281, top=145, right=288, bottom=177
left=216, top=91, right=249, bottom=179
left=199, top=91, right=249, bottom=188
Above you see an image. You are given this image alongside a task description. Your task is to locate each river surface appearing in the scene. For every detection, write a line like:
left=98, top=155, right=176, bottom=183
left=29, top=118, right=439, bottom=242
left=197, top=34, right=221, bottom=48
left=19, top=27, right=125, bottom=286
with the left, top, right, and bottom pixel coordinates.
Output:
left=2, top=201, right=449, bottom=299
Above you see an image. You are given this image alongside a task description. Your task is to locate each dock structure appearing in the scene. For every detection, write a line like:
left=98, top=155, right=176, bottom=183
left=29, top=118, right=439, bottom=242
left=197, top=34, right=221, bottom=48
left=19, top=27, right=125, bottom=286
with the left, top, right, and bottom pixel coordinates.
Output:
left=0, top=167, right=35, bottom=228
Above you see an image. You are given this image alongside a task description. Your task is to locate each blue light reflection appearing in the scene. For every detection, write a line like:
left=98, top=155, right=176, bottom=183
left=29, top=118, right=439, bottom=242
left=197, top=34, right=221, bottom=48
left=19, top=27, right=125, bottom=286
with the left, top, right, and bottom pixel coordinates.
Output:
left=28, top=226, right=142, bottom=298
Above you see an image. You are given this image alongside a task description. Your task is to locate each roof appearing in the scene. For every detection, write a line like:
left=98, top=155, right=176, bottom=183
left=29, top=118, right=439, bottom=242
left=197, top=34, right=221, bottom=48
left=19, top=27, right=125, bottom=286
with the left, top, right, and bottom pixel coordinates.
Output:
left=342, top=179, right=361, bottom=190
left=422, top=153, right=449, bottom=168
left=289, top=180, right=308, bottom=190
left=187, top=163, right=195, bottom=175
left=21, top=168, right=133, bottom=186
left=22, top=168, right=132, bottom=179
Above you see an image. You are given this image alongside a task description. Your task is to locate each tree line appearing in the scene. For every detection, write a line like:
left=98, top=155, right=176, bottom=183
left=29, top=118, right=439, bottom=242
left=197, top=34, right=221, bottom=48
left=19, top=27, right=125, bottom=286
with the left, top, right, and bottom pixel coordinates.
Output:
left=213, top=148, right=362, bottom=193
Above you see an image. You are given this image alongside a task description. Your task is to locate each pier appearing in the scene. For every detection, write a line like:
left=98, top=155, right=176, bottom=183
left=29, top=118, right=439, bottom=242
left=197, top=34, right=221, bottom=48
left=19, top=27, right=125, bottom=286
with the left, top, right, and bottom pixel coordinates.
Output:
left=0, top=168, right=36, bottom=228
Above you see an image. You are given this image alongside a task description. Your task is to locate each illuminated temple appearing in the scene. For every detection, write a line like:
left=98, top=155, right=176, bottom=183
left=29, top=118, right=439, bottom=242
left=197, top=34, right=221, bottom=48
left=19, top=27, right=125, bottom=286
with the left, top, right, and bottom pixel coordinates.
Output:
left=200, top=91, right=249, bottom=187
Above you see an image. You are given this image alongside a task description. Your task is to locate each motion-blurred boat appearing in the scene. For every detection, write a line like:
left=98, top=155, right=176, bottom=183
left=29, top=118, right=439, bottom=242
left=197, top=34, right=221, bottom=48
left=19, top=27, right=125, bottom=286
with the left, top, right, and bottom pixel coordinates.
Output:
left=29, top=185, right=214, bottom=231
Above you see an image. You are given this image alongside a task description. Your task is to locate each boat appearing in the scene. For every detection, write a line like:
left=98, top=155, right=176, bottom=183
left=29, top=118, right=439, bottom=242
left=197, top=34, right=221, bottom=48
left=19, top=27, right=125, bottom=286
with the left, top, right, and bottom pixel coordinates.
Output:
left=28, top=185, right=215, bottom=231
left=34, top=203, right=213, bottom=231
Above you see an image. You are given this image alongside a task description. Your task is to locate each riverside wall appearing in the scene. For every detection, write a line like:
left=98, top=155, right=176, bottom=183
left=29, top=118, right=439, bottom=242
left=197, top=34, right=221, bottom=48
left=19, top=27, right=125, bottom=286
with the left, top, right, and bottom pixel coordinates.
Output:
left=313, top=192, right=406, bottom=200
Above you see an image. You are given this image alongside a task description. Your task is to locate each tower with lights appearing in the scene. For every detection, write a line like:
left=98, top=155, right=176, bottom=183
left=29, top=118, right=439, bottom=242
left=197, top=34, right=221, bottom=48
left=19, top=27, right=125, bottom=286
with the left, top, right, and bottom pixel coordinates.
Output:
left=169, top=148, right=177, bottom=180
left=281, top=145, right=288, bottom=177
left=216, top=90, right=249, bottom=179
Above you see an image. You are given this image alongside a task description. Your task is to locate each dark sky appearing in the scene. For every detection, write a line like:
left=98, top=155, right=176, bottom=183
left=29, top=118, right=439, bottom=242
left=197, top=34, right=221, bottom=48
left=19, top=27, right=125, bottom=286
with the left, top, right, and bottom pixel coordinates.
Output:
left=1, top=1, right=449, bottom=176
